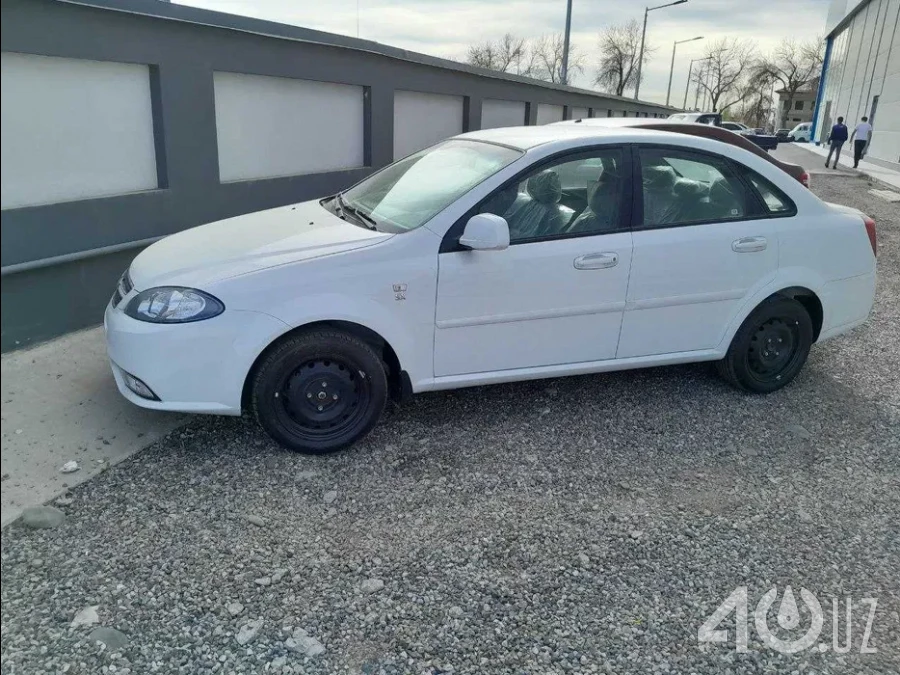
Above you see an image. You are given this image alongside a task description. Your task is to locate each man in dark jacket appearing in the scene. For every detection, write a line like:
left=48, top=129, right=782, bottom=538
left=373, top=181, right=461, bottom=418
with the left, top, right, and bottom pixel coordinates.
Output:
left=825, top=116, right=849, bottom=169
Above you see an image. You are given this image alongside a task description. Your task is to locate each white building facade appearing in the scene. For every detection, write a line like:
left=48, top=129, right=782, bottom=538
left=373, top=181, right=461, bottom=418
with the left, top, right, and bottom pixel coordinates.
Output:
left=812, top=0, right=900, bottom=165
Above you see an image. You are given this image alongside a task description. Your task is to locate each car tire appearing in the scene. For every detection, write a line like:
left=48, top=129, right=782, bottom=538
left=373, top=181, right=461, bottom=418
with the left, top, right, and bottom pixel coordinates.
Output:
left=251, top=329, right=388, bottom=454
left=717, top=297, right=813, bottom=394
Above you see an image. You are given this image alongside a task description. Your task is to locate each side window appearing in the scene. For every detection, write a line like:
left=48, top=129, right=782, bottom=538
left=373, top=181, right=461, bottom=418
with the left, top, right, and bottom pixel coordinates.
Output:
left=479, top=148, right=626, bottom=243
left=638, top=148, right=749, bottom=228
left=744, top=169, right=795, bottom=214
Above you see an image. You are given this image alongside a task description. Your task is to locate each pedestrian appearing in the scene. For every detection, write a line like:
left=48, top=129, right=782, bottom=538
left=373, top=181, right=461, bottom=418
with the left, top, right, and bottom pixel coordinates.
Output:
left=850, top=116, right=873, bottom=168
left=824, top=116, right=848, bottom=169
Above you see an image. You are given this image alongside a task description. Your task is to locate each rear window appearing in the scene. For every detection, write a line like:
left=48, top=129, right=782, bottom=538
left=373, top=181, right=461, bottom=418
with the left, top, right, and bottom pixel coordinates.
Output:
left=743, top=169, right=796, bottom=215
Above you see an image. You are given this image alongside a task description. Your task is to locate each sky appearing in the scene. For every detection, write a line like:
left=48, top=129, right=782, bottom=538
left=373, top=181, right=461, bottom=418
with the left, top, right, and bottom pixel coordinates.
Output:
left=176, top=0, right=835, bottom=105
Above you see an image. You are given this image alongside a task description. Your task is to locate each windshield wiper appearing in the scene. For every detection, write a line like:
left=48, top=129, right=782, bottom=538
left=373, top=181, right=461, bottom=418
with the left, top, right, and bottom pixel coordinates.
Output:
left=337, top=193, right=378, bottom=230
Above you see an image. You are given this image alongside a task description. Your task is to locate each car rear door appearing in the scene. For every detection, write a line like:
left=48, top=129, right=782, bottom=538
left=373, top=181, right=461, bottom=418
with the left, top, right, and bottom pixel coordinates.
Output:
left=617, top=145, right=780, bottom=359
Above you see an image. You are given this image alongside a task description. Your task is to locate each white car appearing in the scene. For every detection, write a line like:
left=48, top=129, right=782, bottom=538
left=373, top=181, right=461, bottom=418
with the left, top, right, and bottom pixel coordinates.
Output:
left=667, top=112, right=720, bottom=125
left=790, top=122, right=812, bottom=142
left=105, top=125, right=877, bottom=453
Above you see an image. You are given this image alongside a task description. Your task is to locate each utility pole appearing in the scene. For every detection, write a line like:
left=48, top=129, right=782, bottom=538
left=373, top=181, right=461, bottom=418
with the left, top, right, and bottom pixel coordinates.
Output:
left=561, top=0, right=573, bottom=85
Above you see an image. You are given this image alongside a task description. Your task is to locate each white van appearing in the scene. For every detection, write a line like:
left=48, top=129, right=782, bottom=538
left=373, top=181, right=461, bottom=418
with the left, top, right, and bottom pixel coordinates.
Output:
left=790, top=122, right=811, bottom=142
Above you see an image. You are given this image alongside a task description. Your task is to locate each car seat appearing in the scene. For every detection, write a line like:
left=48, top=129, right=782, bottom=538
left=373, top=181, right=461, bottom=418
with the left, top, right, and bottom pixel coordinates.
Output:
left=642, top=164, right=678, bottom=225
left=672, top=178, right=710, bottom=222
left=707, top=177, right=744, bottom=219
left=566, top=173, right=620, bottom=234
left=506, top=170, right=574, bottom=239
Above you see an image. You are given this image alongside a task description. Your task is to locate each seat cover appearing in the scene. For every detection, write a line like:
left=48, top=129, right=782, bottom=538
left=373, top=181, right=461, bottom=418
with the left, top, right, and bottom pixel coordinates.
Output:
left=567, top=175, right=620, bottom=234
left=507, top=171, right=571, bottom=239
left=672, top=178, right=710, bottom=222
left=708, top=177, right=743, bottom=218
left=642, top=165, right=678, bottom=225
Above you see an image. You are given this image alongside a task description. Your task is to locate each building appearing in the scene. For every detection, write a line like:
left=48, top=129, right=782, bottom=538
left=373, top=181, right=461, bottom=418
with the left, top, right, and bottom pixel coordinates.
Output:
left=776, top=81, right=818, bottom=127
left=811, top=0, right=900, bottom=165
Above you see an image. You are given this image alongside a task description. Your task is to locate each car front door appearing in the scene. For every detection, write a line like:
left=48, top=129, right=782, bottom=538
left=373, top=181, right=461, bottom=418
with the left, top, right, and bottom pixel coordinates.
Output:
left=433, top=147, right=633, bottom=377
left=617, top=145, right=781, bottom=359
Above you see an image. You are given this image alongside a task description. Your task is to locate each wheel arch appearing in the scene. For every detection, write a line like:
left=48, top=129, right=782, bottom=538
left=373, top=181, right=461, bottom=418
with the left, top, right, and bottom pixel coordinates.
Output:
left=241, top=320, right=410, bottom=412
left=720, top=274, right=827, bottom=353
left=774, top=286, right=824, bottom=341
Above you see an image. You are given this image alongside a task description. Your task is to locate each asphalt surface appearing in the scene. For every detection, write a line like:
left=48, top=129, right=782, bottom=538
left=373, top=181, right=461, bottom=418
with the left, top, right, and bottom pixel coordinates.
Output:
left=2, top=170, right=898, bottom=674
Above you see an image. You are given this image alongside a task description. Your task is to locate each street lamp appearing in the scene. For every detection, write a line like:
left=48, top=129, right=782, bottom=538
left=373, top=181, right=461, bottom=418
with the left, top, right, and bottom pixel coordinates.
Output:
left=683, top=56, right=711, bottom=109
left=666, top=36, right=702, bottom=106
left=634, top=0, right=688, bottom=101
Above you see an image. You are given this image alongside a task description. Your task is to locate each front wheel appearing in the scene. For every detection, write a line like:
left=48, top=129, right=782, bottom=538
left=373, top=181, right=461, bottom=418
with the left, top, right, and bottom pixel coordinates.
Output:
left=251, top=329, right=388, bottom=453
left=717, top=297, right=813, bottom=393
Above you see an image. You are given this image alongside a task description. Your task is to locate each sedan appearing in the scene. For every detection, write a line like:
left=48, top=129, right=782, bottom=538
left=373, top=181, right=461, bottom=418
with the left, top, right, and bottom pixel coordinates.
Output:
left=105, top=125, right=877, bottom=454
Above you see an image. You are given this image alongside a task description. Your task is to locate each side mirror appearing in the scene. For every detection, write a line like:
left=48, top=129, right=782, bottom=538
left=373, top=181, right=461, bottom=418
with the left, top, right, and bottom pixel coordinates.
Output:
left=459, top=213, right=510, bottom=251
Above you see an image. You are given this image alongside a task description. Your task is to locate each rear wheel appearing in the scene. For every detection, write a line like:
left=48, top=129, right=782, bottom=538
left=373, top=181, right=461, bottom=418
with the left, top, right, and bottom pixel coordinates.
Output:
left=251, top=330, right=387, bottom=453
left=717, top=297, right=813, bottom=393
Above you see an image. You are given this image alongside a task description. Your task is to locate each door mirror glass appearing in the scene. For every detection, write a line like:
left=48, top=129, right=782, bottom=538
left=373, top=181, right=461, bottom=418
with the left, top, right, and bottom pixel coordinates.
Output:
left=459, top=213, right=510, bottom=251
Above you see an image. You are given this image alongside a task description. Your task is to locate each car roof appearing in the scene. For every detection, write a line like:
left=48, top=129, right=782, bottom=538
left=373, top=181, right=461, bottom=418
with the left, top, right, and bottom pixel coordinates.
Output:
left=461, top=118, right=806, bottom=182
left=460, top=124, right=690, bottom=151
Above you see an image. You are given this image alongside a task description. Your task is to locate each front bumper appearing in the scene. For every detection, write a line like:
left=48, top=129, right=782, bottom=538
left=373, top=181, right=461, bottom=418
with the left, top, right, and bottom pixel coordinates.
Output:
left=104, top=302, right=289, bottom=415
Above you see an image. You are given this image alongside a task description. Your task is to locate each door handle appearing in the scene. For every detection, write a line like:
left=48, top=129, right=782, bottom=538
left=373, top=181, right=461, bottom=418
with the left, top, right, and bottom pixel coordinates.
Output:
left=574, top=252, right=619, bottom=270
left=732, top=236, right=767, bottom=253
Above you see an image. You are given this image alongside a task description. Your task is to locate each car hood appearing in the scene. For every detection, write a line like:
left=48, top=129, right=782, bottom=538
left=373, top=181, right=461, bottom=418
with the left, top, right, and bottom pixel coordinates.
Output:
left=129, top=200, right=391, bottom=289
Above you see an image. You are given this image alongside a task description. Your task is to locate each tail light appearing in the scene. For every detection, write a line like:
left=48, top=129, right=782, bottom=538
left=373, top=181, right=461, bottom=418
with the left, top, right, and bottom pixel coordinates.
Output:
left=799, top=171, right=810, bottom=188
left=863, top=215, right=877, bottom=256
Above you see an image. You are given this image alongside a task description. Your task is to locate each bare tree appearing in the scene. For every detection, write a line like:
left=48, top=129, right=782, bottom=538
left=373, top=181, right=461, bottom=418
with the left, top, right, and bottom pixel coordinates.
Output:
left=532, top=33, right=584, bottom=84
left=736, top=73, right=777, bottom=129
left=692, top=38, right=758, bottom=112
left=593, top=20, right=652, bottom=96
left=466, top=33, right=537, bottom=76
left=755, top=38, right=823, bottom=127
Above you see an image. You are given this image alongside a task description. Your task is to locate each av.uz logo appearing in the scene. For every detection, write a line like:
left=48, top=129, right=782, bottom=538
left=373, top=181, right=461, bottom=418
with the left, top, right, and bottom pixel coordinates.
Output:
left=699, top=586, right=878, bottom=654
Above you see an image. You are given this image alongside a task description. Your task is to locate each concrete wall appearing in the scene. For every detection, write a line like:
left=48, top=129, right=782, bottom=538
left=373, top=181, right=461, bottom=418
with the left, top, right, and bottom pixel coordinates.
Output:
left=814, top=0, right=900, bottom=162
left=0, top=0, right=676, bottom=351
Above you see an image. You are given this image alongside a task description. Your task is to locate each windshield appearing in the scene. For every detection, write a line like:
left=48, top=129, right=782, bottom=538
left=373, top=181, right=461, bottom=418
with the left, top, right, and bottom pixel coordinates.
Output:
left=340, top=140, right=522, bottom=233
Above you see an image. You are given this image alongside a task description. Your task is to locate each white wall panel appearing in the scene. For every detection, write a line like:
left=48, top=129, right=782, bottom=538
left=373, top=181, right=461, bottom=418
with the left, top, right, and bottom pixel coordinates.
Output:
left=570, top=106, right=589, bottom=120
left=1, top=52, right=157, bottom=210
left=393, top=91, right=464, bottom=159
left=536, top=103, right=564, bottom=125
left=481, top=99, right=526, bottom=129
left=214, top=72, right=364, bottom=182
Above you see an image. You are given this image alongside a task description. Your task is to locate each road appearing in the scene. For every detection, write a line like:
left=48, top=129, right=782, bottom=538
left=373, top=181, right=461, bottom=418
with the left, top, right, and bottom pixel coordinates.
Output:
left=2, top=168, right=898, bottom=675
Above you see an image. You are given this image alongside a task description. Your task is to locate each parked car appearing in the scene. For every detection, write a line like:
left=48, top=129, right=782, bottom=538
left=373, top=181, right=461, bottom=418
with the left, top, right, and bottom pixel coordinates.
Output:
left=106, top=126, right=877, bottom=454
left=561, top=117, right=808, bottom=187
left=776, top=128, right=793, bottom=140
left=790, top=122, right=812, bottom=142
left=668, top=112, right=779, bottom=152
left=667, top=112, right=720, bottom=125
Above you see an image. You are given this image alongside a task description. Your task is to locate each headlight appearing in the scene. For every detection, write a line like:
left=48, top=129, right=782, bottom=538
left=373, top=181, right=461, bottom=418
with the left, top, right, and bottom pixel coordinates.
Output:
left=125, top=287, right=224, bottom=323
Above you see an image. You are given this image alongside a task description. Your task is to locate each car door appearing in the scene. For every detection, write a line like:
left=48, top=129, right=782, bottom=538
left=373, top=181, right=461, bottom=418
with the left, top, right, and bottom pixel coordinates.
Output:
left=617, top=145, right=780, bottom=359
left=434, top=147, right=633, bottom=377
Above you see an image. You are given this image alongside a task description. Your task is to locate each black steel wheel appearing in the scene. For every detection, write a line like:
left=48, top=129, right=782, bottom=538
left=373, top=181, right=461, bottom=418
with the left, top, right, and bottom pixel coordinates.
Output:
left=717, top=297, right=813, bottom=393
left=251, top=329, right=388, bottom=453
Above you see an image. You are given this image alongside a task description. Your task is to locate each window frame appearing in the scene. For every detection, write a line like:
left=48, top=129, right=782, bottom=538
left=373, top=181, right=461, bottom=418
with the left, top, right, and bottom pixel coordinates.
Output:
left=440, top=144, right=633, bottom=253
left=630, top=144, right=796, bottom=232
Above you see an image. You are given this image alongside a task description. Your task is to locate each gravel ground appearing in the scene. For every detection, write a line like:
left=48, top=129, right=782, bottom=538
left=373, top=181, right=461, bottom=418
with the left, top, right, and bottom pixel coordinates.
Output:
left=2, top=172, right=898, bottom=675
